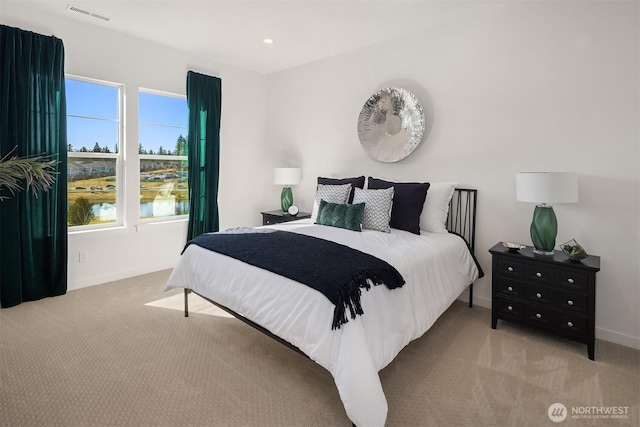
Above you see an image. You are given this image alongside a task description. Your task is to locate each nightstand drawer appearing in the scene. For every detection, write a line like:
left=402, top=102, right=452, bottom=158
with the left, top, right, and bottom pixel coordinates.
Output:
left=524, top=285, right=553, bottom=307
left=555, top=290, right=588, bottom=315
left=524, top=305, right=553, bottom=327
left=525, top=264, right=554, bottom=286
left=555, top=312, right=587, bottom=339
left=496, top=297, right=523, bottom=319
left=263, top=216, right=279, bottom=225
left=496, top=258, right=524, bottom=279
left=261, top=210, right=311, bottom=226
left=555, top=270, right=588, bottom=293
left=496, top=279, right=524, bottom=298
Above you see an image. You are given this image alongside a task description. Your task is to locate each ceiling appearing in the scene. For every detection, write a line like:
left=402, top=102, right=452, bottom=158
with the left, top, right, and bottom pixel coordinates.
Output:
left=10, top=0, right=504, bottom=74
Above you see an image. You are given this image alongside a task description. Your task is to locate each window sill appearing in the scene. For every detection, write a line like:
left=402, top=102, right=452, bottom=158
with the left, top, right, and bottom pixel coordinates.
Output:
left=68, top=218, right=187, bottom=238
left=68, top=224, right=129, bottom=239
left=135, top=218, right=188, bottom=233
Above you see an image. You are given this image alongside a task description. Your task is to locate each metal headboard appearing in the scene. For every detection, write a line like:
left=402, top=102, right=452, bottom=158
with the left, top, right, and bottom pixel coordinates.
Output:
left=446, top=188, right=477, bottom=254
left=446, top=188, right=478, bottom=308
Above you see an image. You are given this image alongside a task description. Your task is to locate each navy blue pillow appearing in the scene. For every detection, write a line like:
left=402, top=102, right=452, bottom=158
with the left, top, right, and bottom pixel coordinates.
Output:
left=367, top=177, right=430, bottom=235
left=317, top=176, right=365, bottom=203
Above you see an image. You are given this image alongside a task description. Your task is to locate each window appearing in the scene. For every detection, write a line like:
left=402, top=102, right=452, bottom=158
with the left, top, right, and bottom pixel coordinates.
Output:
left=66, top=77, right=122, bottom=228
left=138, top=90, right=189, bottom=220
left=65, top=80, right=188, bottom=229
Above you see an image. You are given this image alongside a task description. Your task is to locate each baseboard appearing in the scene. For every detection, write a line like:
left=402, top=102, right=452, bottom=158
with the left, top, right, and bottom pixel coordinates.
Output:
left=457, top=292, right=492, bottom=309
left=67, top=262, right=174, bottom=291
left=596, top=326, right=640, bottom=350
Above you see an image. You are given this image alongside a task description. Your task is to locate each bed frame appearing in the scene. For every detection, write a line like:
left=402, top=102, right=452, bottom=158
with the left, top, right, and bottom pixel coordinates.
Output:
left=446, top=188, right=478, bottom=307
left=184, top=188, right=478, bottom=360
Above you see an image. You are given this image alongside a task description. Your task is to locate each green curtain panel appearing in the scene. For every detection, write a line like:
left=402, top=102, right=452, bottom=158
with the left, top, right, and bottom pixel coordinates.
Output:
left=0, top=25, right=68, bottom=308
left=186, top=71, right=221, bottom=241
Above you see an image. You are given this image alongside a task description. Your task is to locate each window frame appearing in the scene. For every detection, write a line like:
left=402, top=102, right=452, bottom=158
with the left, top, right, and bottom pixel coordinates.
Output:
left=66, top=74, right=125, bottom=232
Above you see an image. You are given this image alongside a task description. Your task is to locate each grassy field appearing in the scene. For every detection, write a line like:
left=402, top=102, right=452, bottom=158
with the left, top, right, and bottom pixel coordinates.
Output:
left=68, top=175, right=188, bottom=204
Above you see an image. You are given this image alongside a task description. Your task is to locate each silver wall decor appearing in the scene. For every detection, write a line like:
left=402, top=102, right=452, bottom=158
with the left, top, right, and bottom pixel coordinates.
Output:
left=357, top=87, right=425, bottom=162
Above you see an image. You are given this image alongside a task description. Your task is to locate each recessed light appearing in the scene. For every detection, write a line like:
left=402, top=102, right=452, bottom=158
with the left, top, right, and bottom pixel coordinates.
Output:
left=262, top=38, right=274, bottom=44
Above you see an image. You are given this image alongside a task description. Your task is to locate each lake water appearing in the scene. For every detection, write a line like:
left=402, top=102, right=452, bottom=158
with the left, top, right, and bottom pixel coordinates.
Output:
left=92, top=201, right=189, bottom=220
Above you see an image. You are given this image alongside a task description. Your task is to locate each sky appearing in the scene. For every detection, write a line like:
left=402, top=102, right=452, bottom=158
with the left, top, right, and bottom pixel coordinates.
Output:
left=65, top=79, right=188, bottom=154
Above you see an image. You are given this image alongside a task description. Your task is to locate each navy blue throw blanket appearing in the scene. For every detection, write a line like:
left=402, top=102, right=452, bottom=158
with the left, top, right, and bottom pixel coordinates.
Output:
left=183, top=230, right=405, bottom=329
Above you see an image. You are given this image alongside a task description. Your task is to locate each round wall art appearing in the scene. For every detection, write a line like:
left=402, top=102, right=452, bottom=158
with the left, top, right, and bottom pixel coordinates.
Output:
left=357, top=87, right=425, bottom=162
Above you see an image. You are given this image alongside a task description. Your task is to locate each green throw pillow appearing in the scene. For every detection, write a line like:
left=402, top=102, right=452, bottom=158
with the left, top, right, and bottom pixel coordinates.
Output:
left=315, top=200, right=365, bottom=232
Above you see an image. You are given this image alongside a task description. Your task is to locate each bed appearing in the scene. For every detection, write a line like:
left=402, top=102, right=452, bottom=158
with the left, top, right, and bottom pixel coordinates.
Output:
left=165, top=185, right=480, bottom=426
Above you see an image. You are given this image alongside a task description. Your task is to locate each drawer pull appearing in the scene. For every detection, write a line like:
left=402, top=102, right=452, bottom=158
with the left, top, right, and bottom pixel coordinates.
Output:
left=536, top=293, right=542, bottom=298
left=507, top=286, right=513, bottom=292
left=536, top=272, right=542, bottom=278
left=567, top=278, right=575, bottom=284
left=507, top=306, right=513, bottom=311
left=567, top=300, right=574, bottom=306
left=567, top=321, right=574, bottom=327
left=507, top=267, right=513, bottom=272
left=536, top=313, right=542, bottom=319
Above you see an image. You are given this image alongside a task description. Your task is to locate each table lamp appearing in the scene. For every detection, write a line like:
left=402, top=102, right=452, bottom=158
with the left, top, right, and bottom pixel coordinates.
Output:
left=516, top=172, right=578, bottom=255
left=273, top=167, right=301, bottom=212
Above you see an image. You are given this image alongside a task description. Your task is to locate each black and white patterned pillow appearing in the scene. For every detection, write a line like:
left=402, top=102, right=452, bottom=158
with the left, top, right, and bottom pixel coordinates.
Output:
left=317, top=176, right=365, bottom=203
left=352, top=187, right=394, bottom=232
left=311, top=183, right=352, bottom=222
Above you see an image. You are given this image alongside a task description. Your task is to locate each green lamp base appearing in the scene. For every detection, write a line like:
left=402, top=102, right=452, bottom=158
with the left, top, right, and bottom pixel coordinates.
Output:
left=281, top=186, right=293, bottom=212
left=530, top=204, right=557, bottom=255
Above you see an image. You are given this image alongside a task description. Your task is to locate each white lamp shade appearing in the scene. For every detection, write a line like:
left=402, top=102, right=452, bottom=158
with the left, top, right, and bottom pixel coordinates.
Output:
left=516, top=172, right=578, bottom=204
left=273, top=168, right=301, bottom=186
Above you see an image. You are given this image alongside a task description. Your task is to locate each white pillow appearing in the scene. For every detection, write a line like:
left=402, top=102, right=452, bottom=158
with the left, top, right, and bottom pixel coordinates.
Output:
left=352, top=187, right=394, bottom=233
left=420, top=182, right=458, bottom=233
left=311, top=183, right=352, bottom=222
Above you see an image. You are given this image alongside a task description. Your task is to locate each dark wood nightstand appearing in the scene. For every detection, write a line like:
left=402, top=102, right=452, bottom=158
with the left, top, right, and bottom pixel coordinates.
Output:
left=261, top=210, right=311, bottom=226
left=489, top=242, right=600, bottom=360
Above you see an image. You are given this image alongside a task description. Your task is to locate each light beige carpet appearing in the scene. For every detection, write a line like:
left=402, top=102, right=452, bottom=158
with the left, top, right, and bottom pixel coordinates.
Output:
left=1, top=269, right=638, bottom=427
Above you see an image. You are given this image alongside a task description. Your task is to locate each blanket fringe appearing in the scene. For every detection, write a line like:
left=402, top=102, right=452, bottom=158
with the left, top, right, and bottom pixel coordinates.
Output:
left=331, top=268, right=405, bottom=330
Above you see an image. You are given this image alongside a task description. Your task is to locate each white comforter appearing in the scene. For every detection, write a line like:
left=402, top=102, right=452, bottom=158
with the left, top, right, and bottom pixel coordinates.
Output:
left=165, top=220, right=480, bottom=426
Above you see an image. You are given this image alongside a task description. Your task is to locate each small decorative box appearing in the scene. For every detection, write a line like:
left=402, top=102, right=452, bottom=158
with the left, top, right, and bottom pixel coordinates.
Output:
left=561, top=239, right=588, bottom=262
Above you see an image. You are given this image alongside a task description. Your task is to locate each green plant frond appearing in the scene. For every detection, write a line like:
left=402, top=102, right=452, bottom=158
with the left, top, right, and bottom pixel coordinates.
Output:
left=0, top=149, right=59, bottom=200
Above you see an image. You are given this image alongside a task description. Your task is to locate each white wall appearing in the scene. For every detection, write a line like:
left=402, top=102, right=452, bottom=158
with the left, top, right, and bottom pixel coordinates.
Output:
left=266, top=1, right=640, bottom=349
left=1, top=3, right=273, bottom=290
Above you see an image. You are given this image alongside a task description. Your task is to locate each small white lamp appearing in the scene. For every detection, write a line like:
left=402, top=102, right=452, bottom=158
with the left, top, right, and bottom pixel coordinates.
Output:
left=273, top=167, right=301, bottom=212
left=516, top=172, right=578, bottom=255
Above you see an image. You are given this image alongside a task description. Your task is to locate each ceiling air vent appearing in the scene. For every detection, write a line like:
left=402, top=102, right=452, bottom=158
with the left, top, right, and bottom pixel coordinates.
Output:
left=90, top=13, right=110, bottom=22
left=66, top=4, right=111, bottom=22
left=68, top=5, right=90, bottom=16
